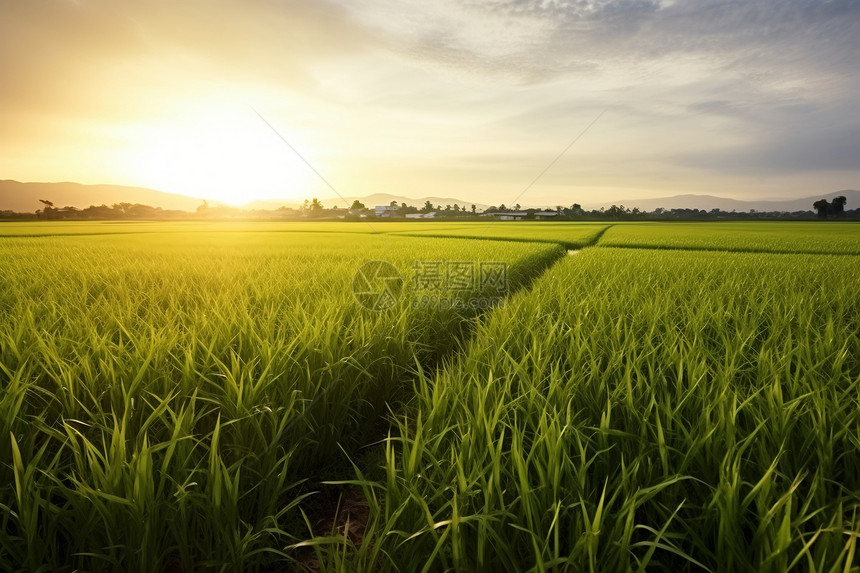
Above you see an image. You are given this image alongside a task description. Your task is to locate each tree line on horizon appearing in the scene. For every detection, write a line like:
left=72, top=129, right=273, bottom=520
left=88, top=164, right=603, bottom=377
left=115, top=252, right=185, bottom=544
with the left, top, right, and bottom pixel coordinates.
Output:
left=0, top=196, right=854, bottom=221
left=812, top=196, right=848, bottom=218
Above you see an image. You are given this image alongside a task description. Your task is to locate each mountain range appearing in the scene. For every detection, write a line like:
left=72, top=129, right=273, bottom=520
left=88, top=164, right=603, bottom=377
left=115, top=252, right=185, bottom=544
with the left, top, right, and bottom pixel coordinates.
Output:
left=0, top=180, right=204, bottom=213
left=1, top=179, right=856, bottom=214
left=589, top=190, right=860, bottom=213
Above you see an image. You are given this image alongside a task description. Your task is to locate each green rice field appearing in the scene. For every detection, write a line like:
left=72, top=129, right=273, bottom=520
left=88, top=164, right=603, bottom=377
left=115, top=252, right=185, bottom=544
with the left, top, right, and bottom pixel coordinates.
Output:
left=600, top=222, right=860, bottom=254
left=391, top=222, right=611, bottom=249
left=1, top=221, right=859, bottom=571
left=0, top=220, right=470, bottom=237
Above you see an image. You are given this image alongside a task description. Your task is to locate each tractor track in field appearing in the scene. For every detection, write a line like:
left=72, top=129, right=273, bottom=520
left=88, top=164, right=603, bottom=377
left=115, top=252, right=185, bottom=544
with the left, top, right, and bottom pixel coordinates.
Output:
left=303, top=224, right=605, bottom=560
left=298, top=241, right=571, bottom=561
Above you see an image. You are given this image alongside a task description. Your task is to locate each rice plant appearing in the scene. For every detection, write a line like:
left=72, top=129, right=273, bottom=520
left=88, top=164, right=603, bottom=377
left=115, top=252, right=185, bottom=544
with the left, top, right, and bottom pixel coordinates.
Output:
left=0, top=229, right=562, bottom=571
left=599, top=222, right=860, bottom=254
left=3, top=221, right=859, bottom=572
left=0, top=220, right=473, bottom=237
left=393, top=222, right=610, bottom=249
left=328, top=248, right=860, bottom=571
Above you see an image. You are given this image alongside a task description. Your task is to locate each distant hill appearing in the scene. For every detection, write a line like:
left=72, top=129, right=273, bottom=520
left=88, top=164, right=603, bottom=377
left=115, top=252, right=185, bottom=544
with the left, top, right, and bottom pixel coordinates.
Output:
left=0, top=181, right=488, bottom=214
left=0, top=180, right=204, bottom=212
left=3, top=179, right=857, bottom=215
left=587, top=190, right=860, bottom=213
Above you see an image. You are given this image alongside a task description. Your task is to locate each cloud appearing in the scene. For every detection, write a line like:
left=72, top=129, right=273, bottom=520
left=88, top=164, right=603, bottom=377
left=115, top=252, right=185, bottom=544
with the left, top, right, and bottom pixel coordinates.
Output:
left=677, top=104, right=860, bottom=173
left=2, top=0, right=858, bottom=202
left=0, top=0, right=377, bottom=123
left=332, top=0, right=859, bottom=82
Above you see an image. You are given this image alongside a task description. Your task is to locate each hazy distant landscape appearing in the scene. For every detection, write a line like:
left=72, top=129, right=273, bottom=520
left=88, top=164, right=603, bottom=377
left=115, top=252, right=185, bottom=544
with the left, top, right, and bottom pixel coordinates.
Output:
left=2, top=179, right=859, bottom=217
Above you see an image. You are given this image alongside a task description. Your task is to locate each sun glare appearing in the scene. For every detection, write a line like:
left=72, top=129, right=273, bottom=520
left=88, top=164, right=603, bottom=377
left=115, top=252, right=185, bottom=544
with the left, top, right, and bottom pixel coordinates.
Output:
left=124, top=104, right=313, bottom=205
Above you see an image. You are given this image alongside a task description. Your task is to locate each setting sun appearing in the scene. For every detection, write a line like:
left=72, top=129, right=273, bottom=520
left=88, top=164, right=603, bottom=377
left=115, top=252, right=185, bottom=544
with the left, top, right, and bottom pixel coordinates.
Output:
left=123, top=103, right=313, bottom=205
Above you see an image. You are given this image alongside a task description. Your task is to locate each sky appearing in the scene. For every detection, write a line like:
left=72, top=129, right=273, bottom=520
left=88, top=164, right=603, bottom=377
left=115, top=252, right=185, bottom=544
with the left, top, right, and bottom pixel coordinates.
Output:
left=1, top=0, right=858, bottom=207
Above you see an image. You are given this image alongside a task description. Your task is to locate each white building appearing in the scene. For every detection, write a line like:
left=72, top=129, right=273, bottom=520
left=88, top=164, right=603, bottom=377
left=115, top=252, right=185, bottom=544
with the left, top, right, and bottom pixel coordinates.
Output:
left=499, top=212, right=528, bottom=221
left=375, top=205, right=396, bottom=217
